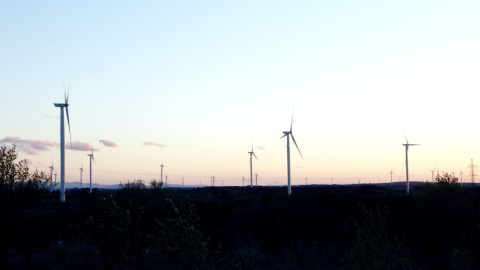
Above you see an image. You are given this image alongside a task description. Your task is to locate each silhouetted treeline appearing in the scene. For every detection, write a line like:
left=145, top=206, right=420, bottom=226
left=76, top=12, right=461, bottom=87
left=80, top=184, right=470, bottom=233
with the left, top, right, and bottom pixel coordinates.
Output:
left=2, top=146, right=480, bottom=269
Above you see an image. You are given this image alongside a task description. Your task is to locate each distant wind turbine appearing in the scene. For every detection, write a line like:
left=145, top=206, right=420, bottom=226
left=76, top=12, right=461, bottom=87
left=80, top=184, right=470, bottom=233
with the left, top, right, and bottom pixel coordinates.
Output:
left=87, top=148, right=95, bottom=193
left=49, top=161, right=55, bottom=182
left=403, top=135, right=420, bottom=193
left=79, top=164, right=84, bottom=189
left=248, top=142, right=259, bottom=187
left=159, top=162, right=165, bottom=184
left=389, top=169, right=395, bottom=186
left=49, top=161, right=55, bottom=193
left=428, top=167, right=437, bottom=182
left=54, top=89, right=72, bottom=202
left=280, top=109, right=303, bottom=196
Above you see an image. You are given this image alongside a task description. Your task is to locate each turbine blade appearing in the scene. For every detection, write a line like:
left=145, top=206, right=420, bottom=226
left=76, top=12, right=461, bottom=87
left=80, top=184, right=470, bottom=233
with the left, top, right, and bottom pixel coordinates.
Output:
left=280, top=134, right=287, bottom=139
left=291, top=133, right=303, bottom=159
left=65, top=106, right=72, bottom=150
left=92, top=155, right=96, bottom=164
left=253, top=152, right=259, bottom=161
left=403, top=130, right=408, bottom=144
left=290, top=108, right=295, bottom=132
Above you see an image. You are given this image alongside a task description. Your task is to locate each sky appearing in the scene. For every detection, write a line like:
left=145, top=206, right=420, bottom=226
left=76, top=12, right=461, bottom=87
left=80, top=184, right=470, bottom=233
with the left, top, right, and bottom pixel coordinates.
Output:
left=1, top=1, right=480, bottom=187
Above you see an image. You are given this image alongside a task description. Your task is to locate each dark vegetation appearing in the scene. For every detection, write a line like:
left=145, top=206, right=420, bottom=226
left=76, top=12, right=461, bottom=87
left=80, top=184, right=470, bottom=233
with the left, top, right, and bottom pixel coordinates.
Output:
left=2, top=145, right=480, bottom=269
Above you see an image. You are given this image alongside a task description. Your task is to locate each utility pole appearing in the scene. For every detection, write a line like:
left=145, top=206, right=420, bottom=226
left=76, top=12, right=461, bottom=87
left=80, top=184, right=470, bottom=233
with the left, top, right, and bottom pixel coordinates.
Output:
left=242, top=176, right=244, bottom=187
left=255, top=173, right=258, bottom=186
left=182, top=177, right=184, bottom=187
left=305, top=177, right=307, bottom=185
left=468, top=159, right=477, bottom=185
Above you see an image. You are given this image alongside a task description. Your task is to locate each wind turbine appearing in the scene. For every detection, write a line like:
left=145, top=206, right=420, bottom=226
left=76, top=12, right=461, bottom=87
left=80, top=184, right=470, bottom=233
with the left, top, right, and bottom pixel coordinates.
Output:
left=49, top=161, right=55, bottom=181
left=248, top=142, right=259, bottom=187
left=403, top=135, right=420, bottom=194
left=79, top=164, right=84, bottom=189
left=49, top=161, right=56, bottom=193
left=428, top=167, right=437, bottom=182
left=389, top=169, right=395, bottom=186
left=54, top=89, right=72, bottom=202
left=280, top=110, right=303, bottom=196
left=159, top=162, right=165, bottom=184
left=87, top=148, right=95, bottom=193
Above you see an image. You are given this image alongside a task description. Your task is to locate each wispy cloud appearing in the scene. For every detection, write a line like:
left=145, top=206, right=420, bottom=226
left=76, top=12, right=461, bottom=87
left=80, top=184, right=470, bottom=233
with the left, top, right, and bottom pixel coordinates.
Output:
left=41, top=113, right=54, bottom=119
left=143, top=142, right=167, bottom=148
left=257, top=146, right=266, bottom=151
left=0, top=136, right=56, bottom=155
left=99, top=140, right=118, bottom=147
left=71, top=141, right=100, bottom=152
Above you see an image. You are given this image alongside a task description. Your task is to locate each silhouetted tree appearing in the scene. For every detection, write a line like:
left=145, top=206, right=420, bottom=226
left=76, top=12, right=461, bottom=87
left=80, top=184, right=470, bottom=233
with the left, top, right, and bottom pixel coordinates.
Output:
left=341, top=205, right=411, bottom=270
left=0, top=145, right=54, bottom=268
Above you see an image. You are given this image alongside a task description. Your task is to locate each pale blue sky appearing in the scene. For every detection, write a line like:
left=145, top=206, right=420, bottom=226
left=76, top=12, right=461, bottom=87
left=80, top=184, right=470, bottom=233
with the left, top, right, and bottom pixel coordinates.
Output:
left=1, top=1, right=480, bottom=186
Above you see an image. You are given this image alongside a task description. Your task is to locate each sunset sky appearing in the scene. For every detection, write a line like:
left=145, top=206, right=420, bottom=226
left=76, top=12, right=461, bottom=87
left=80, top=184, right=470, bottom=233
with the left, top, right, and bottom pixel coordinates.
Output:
left=1, top=1, right=480, bottom=186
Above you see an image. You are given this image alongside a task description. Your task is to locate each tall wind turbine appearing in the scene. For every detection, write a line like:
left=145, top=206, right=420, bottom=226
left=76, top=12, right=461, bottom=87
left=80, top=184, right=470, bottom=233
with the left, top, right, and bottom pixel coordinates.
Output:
left=280, top=110, right=303, bottom=196
left=79, top=164, right=84, bottom=189
left=54, top=90, right=71, bottom=202
left=248, top=142, right=259, bottom=187
left=87, top=148, right=95, bottom=193
left=403, top=135, right=420, bottom=194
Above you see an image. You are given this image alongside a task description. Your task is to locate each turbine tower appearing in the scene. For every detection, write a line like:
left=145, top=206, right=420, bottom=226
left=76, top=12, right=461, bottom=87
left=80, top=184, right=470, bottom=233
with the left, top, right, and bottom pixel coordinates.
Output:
left=248, top=143, right=259, bottom=186
left=49, top=161, right=55, bottom=181
left=159, top=162, right=165, bottom=184
left=54, top=90, right=71, bottom=202
left=428, top=167, right=437, bottom=182
left=79, top=165, right=84, bottom=189
left=280, top=110, right=303, bottom=196
left=389, top=170, right=394, bottom=186
left=49, top=161, right=55, bottom=192
left=402, top=135, right=420, bottom=194
left=87, top=148, right=95, bottom=193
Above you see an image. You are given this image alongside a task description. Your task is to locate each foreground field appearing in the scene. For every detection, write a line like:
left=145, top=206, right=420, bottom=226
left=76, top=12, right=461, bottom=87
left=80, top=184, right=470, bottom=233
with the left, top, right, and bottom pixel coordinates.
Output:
left=2, top=182, right=480, bottom=270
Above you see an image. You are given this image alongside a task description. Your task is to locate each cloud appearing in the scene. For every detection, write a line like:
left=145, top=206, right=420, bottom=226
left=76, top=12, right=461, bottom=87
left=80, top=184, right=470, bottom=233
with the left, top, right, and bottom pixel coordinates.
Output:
left=0, top=136, right=56, bottom=155
left=257, top=146, right=266, bottom=151
left=99, top=140, right=118, bottom=147
left=41, top=113, right=54, bottom=119
left=143, top=142, right=167, bottom=148
left=70, top=141, right=100, bottom=152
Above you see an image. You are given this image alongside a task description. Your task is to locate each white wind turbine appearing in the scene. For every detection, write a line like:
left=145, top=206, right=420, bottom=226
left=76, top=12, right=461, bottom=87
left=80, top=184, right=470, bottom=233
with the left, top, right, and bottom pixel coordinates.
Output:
left=49, top=161, right=56, bottom=193
left=389, top=169, right=395, bottom=186
left=428, top=167, right=437, bottom=182
left=248, top=142, right=259, bottom=187
left=280, top=110, right=303, bottom=196
left=403, top=135, right=420, bottom=194
left=79, top=164, right=84, bottom=189
left=54, top=90, right=72, bottom=202
left=159, top=162, right=165, bottom=184
left=87, top=148, right=95, bottom=193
